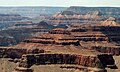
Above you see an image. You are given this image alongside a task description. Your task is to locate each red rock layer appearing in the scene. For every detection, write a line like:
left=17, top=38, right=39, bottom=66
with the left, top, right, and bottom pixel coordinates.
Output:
left=19, top=53, right=115, bottom=69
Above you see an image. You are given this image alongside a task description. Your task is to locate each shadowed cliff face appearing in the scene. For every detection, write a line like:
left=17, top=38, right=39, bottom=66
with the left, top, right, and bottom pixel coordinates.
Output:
left=0, top=21, right=55, bottom=46
left=99, top=26, right=120, bottom=43
left=19, top=53, right=115, bottom=69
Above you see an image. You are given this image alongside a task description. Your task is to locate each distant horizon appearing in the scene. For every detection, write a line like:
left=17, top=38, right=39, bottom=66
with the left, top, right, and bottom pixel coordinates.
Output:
left=0, top=0, right=119, bottom=7
left=0, top=6, right=119, bottom=8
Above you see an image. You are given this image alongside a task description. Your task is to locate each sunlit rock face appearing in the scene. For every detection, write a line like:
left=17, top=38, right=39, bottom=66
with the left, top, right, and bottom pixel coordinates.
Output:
left=50, top=10, right=101, bottom=26
left=101, top=17, right=118, bottom=26
left=50, top=7, right=120, bottom=26
left=66, top=6, right=120, bottom=19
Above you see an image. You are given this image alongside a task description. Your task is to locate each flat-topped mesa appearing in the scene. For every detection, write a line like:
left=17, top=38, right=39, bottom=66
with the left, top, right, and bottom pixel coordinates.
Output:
left=18, top=52, right=116, bottom=70
left=11, top=38, right=117, bottom=70
left=0, top=43, right=117, bottom=71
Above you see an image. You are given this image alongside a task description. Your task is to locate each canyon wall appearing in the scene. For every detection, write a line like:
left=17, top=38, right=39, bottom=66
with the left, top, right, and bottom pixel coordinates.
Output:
left=0, top=48, right=44, bottom=58
left=19, top=53, right=115, bottom=69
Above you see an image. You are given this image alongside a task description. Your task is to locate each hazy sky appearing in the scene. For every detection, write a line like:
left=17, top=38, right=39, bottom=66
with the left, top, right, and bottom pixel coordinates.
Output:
left=0, top=0, right=119, bottom=7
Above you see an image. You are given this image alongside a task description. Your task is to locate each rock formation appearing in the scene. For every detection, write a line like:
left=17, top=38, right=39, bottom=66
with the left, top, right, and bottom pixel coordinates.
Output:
left=1, top=7, right=120, bottom=72
left=1, top=19, right=120, bottom=71
left=0, top=20, right=55, bottom=46
left=49, top=10, right=102, bottom=26
left=19, top=53, right=115, bottom=69
left=6, top=25, right=118, bottom=72
left=68, top=23, right=120, bottom=55
left=101, top=17, right=118, bottom=26
left=66, top=6, right=120, bottom=22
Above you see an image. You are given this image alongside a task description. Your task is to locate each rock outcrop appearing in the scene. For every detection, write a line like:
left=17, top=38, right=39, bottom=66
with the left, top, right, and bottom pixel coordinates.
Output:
left=0, top=47, right=44, bottom=58
left=16, top=23, right=120, bottom=56
left=9, top=26, right=117, bottom=71
left=1, top=19, right=120, bottom=72
left=66, top=6, right=120, bottom=22
left=0, top=20, right=55, bottom=46
left=101, top=17, right=118, bottom=26
left=50, top=10, right=102, bottom=25
left=66, top=20, right=120, bottom=55
left=19, top=53, right=115, bottom=69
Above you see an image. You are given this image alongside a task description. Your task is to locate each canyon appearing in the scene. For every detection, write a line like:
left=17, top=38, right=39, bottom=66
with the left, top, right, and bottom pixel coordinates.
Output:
left=0, top=6, right=120, bottom=72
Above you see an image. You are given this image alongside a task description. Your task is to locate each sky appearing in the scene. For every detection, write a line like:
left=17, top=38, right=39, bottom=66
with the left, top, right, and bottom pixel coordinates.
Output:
left=0, top=0, right=119, bottom=7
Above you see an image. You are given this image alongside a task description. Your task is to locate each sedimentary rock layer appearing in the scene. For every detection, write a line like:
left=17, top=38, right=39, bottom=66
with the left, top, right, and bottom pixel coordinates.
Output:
left=0, top=47, right=44, bottom=58
left=19, top=53, right=115, bottom=69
